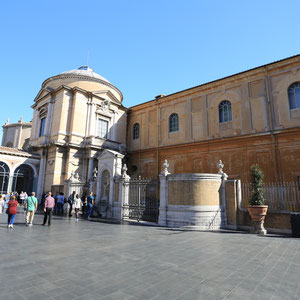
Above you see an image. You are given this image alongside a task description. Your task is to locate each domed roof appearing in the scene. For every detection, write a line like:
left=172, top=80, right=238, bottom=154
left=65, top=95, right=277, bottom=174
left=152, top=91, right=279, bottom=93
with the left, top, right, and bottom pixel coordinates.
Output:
left=41, top=66, right=123, bottom=103
left=61, top=66, right=110, bottom=83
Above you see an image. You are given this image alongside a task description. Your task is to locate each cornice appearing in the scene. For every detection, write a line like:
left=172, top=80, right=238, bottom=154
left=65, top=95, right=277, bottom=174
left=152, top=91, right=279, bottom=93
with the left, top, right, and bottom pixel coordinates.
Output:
left=127, top=126, right=300, bottom=154
left=129, top=54, right=300, bottom=111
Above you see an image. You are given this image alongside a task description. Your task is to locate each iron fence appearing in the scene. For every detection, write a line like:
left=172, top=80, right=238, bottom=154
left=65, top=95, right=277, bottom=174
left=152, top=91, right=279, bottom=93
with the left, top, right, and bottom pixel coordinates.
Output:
left=241, top=182, right=300, bottom=212
left=123, top=177, right=159, bottom=223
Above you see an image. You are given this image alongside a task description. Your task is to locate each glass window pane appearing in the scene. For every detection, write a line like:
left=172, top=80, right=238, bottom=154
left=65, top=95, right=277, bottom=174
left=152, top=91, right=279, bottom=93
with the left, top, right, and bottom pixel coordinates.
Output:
left=97, top=119, right=108, bottom=138
left=39, top=118, right=46, bottom=137
left=289, top=92, right=295, bottom=109
left=295, top=88, right=300, bottom=109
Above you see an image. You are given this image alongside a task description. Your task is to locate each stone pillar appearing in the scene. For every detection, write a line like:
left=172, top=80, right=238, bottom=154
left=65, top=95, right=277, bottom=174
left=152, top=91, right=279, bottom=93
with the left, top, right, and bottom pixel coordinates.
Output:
left=37, top=156, right=46, bottom=202
left=7, top=175, right=14, bottom=193
left=218, top=160, right=228, bottom=228
left=87, top=158, right=94, bottom=181
left=118, top=164, right=130, bottom=220
left=158, top=160, right=170, bottom=226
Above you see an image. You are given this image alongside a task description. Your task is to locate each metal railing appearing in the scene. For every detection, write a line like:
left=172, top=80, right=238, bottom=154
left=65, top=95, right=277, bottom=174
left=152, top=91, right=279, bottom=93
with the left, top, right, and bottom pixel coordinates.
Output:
left=241, top=182, right=300, bottom=212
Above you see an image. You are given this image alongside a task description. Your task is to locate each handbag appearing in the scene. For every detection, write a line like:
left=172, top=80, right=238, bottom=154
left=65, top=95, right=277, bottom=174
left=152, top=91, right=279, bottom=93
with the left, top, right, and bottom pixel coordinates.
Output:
left=6, top=200, right=15, bottom=214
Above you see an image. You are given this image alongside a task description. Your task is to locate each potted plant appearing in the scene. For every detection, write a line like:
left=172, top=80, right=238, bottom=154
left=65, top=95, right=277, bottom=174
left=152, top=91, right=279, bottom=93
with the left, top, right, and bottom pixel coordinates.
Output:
left=247, top=164, right=268, bottom=235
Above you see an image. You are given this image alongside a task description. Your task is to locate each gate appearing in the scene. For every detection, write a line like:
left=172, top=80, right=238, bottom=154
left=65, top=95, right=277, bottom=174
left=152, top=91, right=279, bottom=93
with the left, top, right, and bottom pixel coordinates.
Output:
left=123, top=177, right=159, bottom=223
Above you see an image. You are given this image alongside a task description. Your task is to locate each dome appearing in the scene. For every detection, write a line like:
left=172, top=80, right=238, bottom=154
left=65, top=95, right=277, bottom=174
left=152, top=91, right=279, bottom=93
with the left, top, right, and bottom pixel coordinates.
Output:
left=61, top=66, right=110, bottom=83
left=42, top=66, right=123, bottom=103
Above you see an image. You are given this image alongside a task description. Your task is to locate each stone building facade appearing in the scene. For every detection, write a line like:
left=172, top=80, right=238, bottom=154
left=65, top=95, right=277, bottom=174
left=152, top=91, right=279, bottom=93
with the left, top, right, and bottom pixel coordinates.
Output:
left=1, top=55, right=300, bottom=208
left=126, top=55, right=300, bottom=184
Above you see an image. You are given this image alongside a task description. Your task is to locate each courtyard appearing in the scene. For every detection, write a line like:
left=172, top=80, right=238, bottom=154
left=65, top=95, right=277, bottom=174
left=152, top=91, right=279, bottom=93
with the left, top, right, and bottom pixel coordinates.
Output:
left=0, top=211, right=299, bottom=300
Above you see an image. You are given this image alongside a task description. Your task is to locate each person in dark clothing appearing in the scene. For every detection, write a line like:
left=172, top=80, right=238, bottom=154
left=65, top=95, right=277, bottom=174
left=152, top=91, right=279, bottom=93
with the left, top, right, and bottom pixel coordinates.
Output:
left=81, top=194, right=87, bottom=216
left=68, top=191, right=76, bottom=217
left=56, top=192, right=66, bottom=216
left=85, top=192, right=94, bottom=220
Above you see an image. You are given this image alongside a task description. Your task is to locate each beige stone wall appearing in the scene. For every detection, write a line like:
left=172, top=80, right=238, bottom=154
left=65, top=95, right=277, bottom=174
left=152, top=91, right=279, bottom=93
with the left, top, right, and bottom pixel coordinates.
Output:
left=127, top=56, right=300, bottom=152
left=168, top=179, right=221, bottom=206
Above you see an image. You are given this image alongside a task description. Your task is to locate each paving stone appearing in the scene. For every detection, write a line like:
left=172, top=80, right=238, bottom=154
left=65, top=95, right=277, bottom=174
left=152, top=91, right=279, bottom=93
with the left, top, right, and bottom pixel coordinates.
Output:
left=0, top=210, right=299, bottom=300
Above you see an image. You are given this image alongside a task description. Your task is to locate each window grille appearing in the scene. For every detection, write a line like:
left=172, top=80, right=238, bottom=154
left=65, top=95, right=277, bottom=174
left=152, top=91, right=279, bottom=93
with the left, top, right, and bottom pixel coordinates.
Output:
left=169, top=113, right=179, bottom=132
left=133, top=123, right=140, bottom=140
left=288, top=82, right=300, bottom=110
left=219, top=100, right=232, bottom=123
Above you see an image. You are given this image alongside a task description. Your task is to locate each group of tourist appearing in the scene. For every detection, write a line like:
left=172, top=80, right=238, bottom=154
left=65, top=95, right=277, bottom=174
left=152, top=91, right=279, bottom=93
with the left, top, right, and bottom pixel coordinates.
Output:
left=0, top=190, right=95, bottom=228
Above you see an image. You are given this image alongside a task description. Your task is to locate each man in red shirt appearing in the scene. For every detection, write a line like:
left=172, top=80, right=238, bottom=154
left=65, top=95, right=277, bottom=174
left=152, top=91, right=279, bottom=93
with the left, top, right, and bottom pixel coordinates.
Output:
left=43, top=192, right=55, bottom=226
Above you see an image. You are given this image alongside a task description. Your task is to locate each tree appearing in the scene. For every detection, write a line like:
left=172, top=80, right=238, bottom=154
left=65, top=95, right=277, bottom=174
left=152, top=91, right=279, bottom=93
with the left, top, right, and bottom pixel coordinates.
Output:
left=249, top=164, right=265, bottom=206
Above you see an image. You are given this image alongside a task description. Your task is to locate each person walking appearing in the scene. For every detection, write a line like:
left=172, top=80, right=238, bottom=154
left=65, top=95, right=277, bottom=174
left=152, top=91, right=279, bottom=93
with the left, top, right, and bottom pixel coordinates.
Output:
left=54, top=191, right=59, bottom=214
left=43, top=192, right=55, bottom=226
left=56, top=192, right=65, bottom=216
left=85, top=192, right=94, bottom=220
left=73, top=194, right=82, bottom=221
left=68, top=191, right=76, bottom=217
left=19, top=191, right=26, bottom=205
left=0, top=195, right=4, bottom=214
left=7, top=196, right=18, bottom=228
left=25, top=192, right=38, bottom=226
left=4, top=195, right=10, bottom=211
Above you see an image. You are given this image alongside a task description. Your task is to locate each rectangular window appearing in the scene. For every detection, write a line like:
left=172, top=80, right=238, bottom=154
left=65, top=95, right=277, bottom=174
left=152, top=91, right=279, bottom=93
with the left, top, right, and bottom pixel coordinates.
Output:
left=39, top=117, right=46, bottom=137
left=97, top=119, right=108, bottom=139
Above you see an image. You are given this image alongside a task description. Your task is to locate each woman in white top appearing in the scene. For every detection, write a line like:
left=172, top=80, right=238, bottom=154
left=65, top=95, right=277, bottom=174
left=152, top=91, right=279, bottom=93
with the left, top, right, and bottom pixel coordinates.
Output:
left=0, top=195, right=4, bottom=214
left=73, top=194, right=82, bottom=221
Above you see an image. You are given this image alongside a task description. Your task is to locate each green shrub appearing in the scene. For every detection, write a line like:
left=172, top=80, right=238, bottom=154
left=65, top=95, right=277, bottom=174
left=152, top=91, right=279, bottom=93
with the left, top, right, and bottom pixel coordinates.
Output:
left=249, top=164, right=265, bottom=206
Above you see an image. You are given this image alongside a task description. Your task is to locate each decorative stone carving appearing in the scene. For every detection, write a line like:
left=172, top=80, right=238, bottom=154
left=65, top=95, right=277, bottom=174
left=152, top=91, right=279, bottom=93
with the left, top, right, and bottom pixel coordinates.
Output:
left=122, top=164, right=128, bottom=178
left=217, top=160, right=224, bottom=174
left=69, top=171, right=81, bottom=183
left=93, top=168, right=98, bottom=181
left=100, top=99, right=111, bottom=112
left=160, top=159, right=170, bottom=176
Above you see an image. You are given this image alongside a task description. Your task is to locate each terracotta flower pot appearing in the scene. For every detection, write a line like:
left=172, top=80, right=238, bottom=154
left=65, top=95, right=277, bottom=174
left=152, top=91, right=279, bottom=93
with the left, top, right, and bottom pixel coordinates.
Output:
left=247, top=205, right=268, bottom=235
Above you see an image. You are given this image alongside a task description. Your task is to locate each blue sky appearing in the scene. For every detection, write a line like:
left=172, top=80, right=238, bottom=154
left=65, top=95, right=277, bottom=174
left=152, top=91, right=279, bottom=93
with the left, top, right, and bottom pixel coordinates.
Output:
left=1, top=0, right=300, bottom=140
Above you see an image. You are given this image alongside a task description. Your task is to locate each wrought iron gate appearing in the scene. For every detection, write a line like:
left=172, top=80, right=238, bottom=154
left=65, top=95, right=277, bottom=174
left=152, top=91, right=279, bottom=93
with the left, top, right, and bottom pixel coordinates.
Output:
left=123, top=177, right=159, bottom=223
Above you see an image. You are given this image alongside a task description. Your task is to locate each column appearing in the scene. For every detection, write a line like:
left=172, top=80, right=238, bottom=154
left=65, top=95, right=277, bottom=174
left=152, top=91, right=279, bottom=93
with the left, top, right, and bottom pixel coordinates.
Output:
left=117, top=165, right=130, bottom=220
left=220, top=172, right=228, bottom=228
left=36, top=156, right=46, bottom=202
left=158, top=160, right=170, bottom=226
left=87, top=158, right=94, bottom=181
left=7, top=175, right=14, bottom=194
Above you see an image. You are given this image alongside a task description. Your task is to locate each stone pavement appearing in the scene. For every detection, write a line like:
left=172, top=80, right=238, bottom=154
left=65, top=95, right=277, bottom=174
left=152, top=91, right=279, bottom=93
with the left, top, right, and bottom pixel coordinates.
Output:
left=0, top=210, right=299, bottom=300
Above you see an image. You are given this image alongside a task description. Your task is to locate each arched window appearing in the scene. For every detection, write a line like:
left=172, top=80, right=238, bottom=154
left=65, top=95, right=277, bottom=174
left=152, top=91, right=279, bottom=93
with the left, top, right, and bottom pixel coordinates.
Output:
left=133, top=123, right=140, bottom=140
left=288, top=82, right=300, bottom=110
left=169, top=113, right=179, bottom=132
left=219, top=100, right=232, bottom=123
left=0, top=161, right=10, bottom=193
left=12, top=164, right=34, bottom=194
